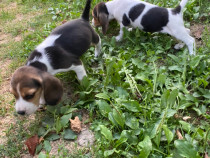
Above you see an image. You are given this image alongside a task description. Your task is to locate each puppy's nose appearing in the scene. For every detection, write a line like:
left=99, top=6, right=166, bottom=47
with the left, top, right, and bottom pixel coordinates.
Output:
left=17, top=111, right=25, bottom=115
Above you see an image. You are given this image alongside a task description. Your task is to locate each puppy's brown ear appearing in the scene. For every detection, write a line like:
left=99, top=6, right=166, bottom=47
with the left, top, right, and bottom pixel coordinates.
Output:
left=99, top=13, right=109, bottom=35
left=42, top=72, right=63, bottom=105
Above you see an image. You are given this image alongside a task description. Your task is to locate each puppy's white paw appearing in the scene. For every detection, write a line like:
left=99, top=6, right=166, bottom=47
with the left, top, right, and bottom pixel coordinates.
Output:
left=174, top=43, right=185, bottom=50
left=128, top=28, right=133, bottom=32
left=95, top=49, right=101, bottom=57
left=186, top=28, right=190, bottom=34
left=115, top=35, right=122, bottom=42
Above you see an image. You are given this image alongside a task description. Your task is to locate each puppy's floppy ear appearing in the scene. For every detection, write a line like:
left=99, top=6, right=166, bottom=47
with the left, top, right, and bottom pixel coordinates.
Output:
left=99, top=13, right=109, bottom=34
left=42, top=72, right=63, bottom=105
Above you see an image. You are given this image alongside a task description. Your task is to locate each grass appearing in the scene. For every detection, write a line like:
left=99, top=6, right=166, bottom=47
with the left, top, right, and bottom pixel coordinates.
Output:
left=0, top=0, right=209, bottom=157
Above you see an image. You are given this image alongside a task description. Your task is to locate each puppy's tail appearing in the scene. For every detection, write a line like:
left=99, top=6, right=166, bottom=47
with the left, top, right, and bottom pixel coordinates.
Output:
left=180, top=0, right=189, bottom=10
left=173, top=0, right=188, bottom=14
left=81, top=0, right=92, bottom=21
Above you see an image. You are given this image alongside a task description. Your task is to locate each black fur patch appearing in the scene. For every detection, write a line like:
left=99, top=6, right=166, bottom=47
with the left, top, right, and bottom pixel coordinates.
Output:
left=45, top=46, right=81, bottom=70
left=98, top=2, right=109, bottom=15
left=122, top=14, right=130, bottom=26
left=29, top=61, right=47, bottom=72
left=52, top=19, right=94, bottom=57
left=28, top=50, right=42, bottom=61
left=141, top=7, right=169, bottom=32
left=129, top=3, right=145, bottom=22
left=172, top=5, right=181, bottom=15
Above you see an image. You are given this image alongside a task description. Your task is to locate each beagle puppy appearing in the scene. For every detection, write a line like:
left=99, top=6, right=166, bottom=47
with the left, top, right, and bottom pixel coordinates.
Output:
left=10, top=0, right=101, bottom=115
left=92, top=0, right=196, bottom=55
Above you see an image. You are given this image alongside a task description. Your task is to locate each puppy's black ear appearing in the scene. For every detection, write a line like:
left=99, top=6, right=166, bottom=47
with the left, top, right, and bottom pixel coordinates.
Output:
left=99, top=13, right=109, bottom=34
left=42, top=72, right=63, bottom=105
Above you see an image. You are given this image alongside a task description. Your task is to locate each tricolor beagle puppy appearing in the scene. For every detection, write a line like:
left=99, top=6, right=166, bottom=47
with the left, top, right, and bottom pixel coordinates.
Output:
left=92, top=0, right=196, bottom=55
left=10, top=0, right=101, bottom=115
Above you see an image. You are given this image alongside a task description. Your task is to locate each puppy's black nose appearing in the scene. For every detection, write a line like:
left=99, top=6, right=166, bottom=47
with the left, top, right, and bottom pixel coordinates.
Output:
left=17, top=111, right=25, bottom=115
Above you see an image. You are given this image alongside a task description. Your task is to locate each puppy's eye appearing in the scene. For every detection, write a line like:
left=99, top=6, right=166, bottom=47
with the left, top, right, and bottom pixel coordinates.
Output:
left=24, top=93, right=35, bottom=100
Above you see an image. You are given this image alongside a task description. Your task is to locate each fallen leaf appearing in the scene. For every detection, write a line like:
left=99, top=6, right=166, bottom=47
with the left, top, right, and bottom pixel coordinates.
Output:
left=70, top=116, right=82, bottom=133
left=24, top=135, right=39, bottom=156
left=176, top=130, right=183, bottom=140
left=62, top=20, right=67, bottom=24
left=183, top=116, right=191, bottom=121
left=39, top=136, right=44, bottom=143
left=205, top=152, right=210, bottom=158
left=174, top=114, right=180, bottom=119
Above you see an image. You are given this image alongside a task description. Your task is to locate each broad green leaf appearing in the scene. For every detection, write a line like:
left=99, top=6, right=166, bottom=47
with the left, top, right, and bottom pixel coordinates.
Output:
left=179, top=120, right=191, bottom=132
left=203, top=92, right=210, bottom=99
left=38, top=127, right=46, bottom=137
left=108, top=112, right=118, bottom=126
left=112, top=109, right=125, bottom=128
left=168, top=66, right=182, bottom=72
left=166, top=109, right=177, bottom=118
left=63, top=129, right=77, bottom=140
left=168, top=54, right=180, bottom=63
left=43, top=140, right=51, bottom=153
left=163, top=125, right=174, bottom=144
left=55, top=118, right=62, bottom=133
left=46, top=134, right=60, bottom=141
left=168, top=89, right=178, bottom=107
left=174, top=140, right=201, bottom=158
left=147, top=119, right=161, bottom=139
left=138, top=135, right=152, bottom=158
left=117, top=87, right=129, bottom=99
left=132, top=58, right=146, bottom=69
left=104, top=148, right=115, bottom=157
left=99, top=125, right=113, bottom=141
left=157, top=74, right=166, bottom=85
left=161, top=90, right=170, bottom=108
left=38, top=152, right=47, bottom=158
left=125, top=113, right=139, bottom=129
left=122, top=100, right=141, bottom=112
left=97, top=100, right=112, bottom=117
left=60, top=113, right=72, bottom=127
left=153, top=131, right=161, bottom=147
left=190, top=56, right=202, bottom=69
left=35, top=144, right=43, bottom=155
left=95, top=93, right=110, bottom=100
left=179, top=102, right=194, bottom=109
left=115, top=137, right=128, bottom=148
left=121, top=130, right=138, bottom=145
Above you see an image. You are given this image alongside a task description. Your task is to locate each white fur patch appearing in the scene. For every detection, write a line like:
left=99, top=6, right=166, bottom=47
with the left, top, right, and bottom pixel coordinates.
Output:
left=94, top=36, right=101, bottom=57
left=15, top=84, right=38, bottom=115
left=27, top=34, right=61, bottom=72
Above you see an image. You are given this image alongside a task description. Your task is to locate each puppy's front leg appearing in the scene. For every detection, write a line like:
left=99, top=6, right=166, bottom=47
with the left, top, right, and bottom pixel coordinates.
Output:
left=115, top=23, right=124, bottom=41
left=94, top=36, right=101, bottom=57
left=70, top=63, right=87, bottom=81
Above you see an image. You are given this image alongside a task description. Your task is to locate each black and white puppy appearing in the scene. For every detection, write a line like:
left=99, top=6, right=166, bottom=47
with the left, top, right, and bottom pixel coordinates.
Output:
left=92, top=0, right=195, bottom=55
left=10, top=0, right=101, bottom=115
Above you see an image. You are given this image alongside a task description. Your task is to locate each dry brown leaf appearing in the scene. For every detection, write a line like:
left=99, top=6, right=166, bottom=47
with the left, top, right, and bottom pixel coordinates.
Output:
left=24, top=135, right=39, bottom=156
left=174, top=113, right=179, bottom=119
left=62, top=20, right=67, bottom=24
left=39, top=136, right=44, bottom=143
left=183, top=116, right=191, bottom=121
left=176, top=130, right=184, bottom=140
left=70, top=116, right=82, bottom=133
left=205, top=152, right=210, bottom=158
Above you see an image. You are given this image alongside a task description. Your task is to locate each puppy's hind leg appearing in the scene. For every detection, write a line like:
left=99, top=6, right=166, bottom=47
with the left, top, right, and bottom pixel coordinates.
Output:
left=163, top=26, right=196, bottom=55
left=173, top=29, right=196, bottom=55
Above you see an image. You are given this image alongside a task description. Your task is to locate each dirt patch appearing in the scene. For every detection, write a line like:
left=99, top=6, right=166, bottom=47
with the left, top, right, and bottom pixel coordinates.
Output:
left=1, top=2, right=17, bottom=12
left=0, top=32, right=11, bottom=45
left=190, top=23, right=210, bottom=47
